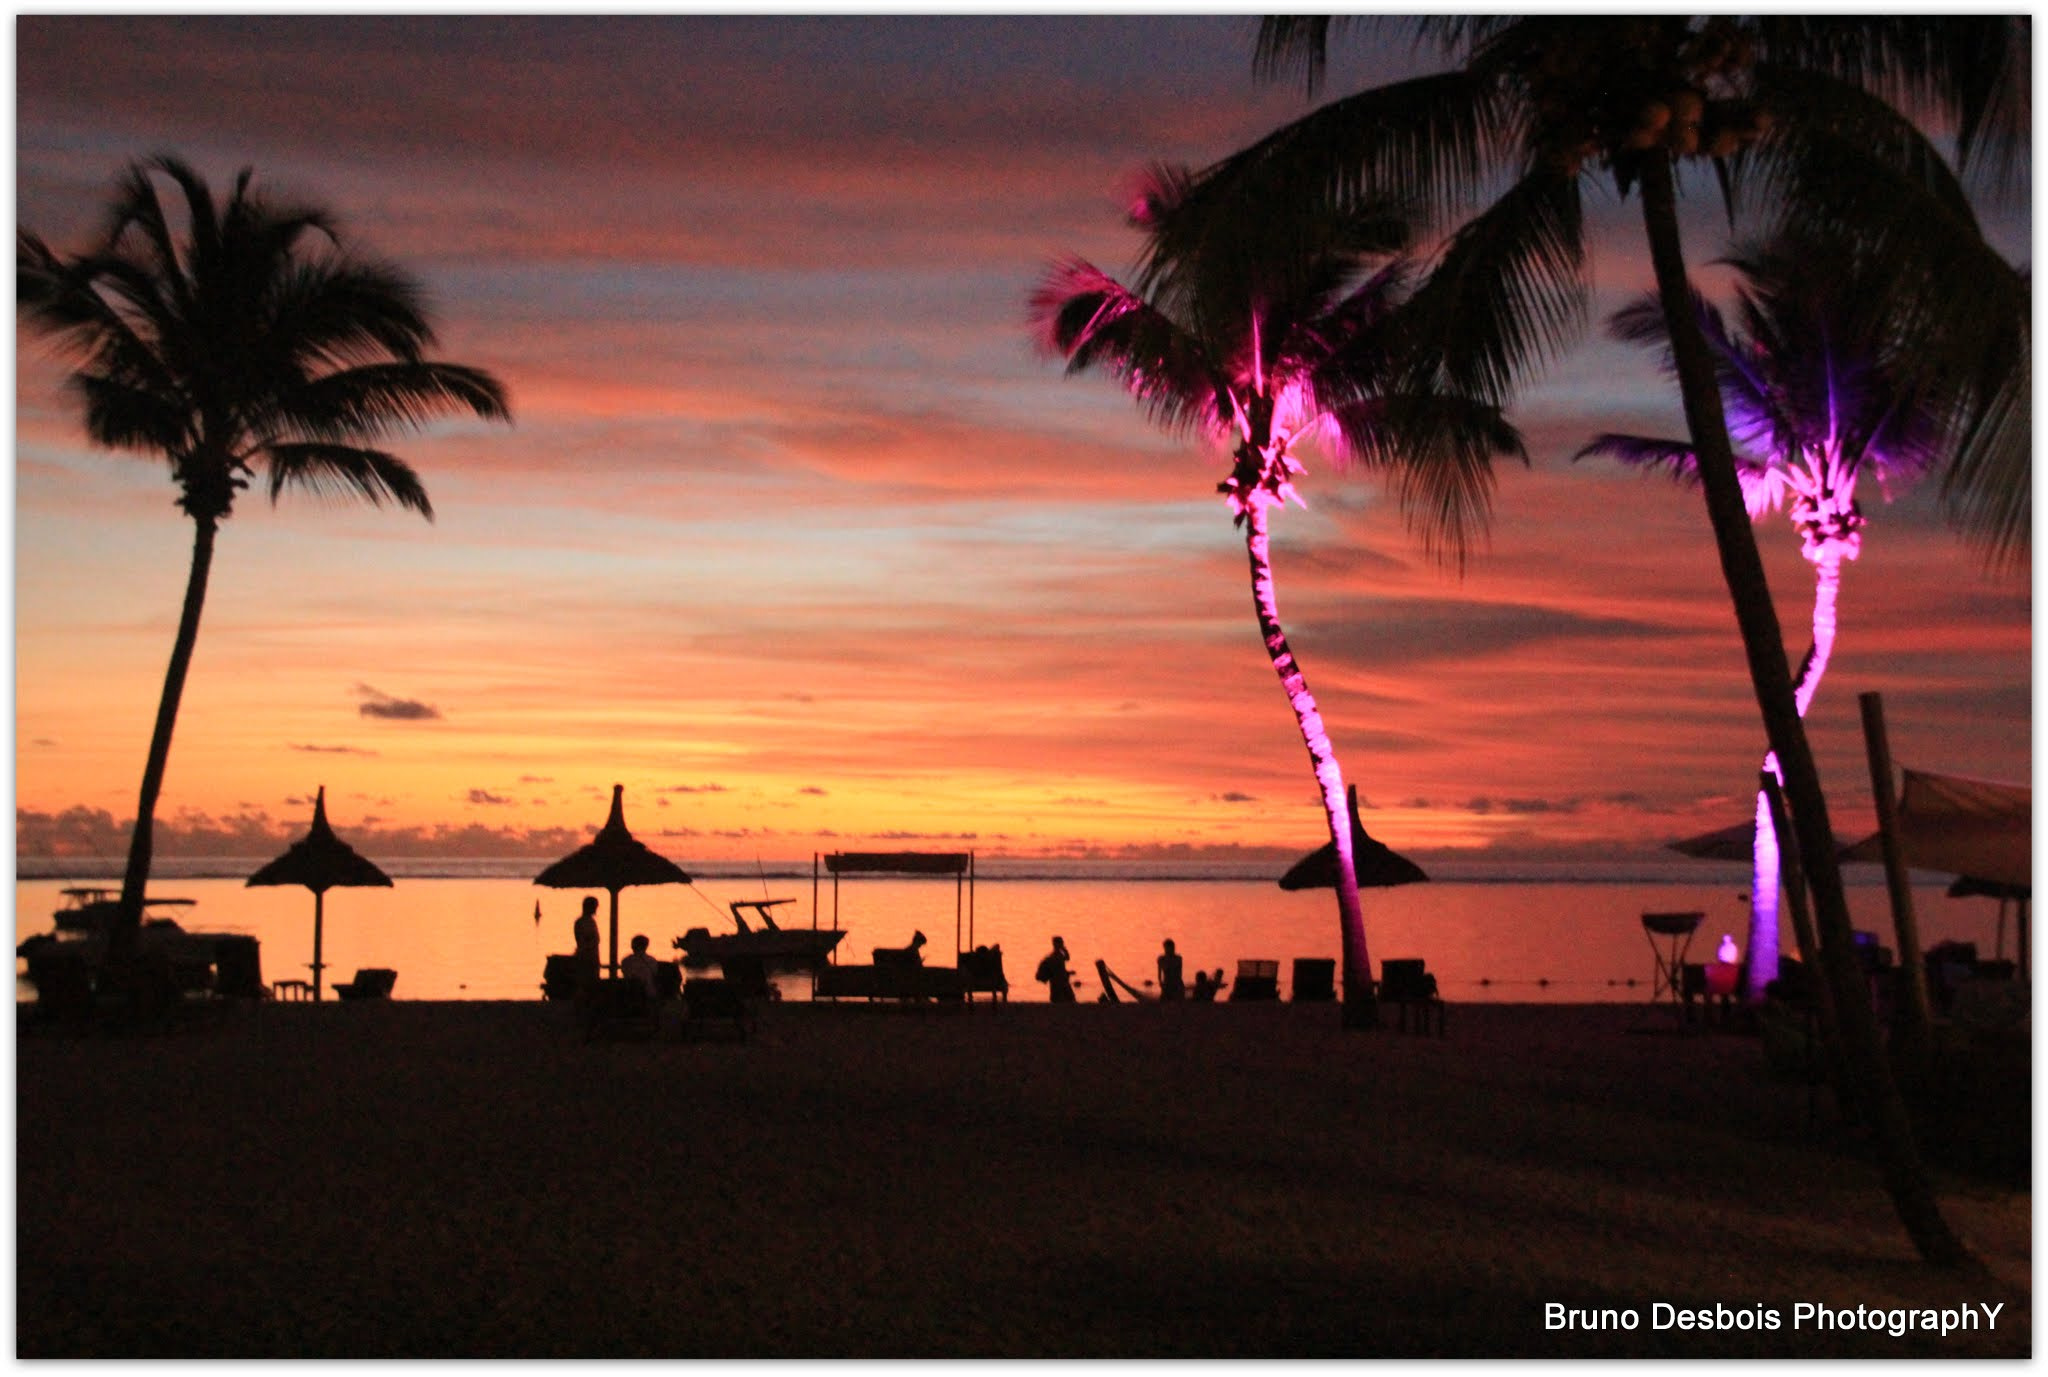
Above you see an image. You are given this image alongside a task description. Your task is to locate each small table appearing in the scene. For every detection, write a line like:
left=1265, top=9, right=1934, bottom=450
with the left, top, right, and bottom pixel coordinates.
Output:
left=272, top=979, right=314, bottom=1002
left=1635, top=911, right=1703, bottom=1029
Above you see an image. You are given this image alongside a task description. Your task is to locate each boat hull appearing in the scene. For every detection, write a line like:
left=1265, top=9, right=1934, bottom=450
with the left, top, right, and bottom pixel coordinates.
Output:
left=676, top=928, right=845, bottom=967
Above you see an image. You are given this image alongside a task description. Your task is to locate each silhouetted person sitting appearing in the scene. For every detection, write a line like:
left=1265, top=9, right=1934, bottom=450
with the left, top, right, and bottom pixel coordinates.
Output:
left=1037, top=936, right=1075, bottom=1003
left=1191, top=968, right=1226, bottom=1002
left=620, top=934, right=661, bottom=996
left=1157, top=938, right=1185, bottom=1000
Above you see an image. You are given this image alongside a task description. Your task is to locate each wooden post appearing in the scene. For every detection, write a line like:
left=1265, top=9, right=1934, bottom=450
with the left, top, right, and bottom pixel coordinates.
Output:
left=1859, top=691, right=1933, bottom=1042
left=1763, top=771, right=1855, bottom=1120
left=311, top=888, right=327, bottom=1002
left=607, top=888, right=620, bottom=979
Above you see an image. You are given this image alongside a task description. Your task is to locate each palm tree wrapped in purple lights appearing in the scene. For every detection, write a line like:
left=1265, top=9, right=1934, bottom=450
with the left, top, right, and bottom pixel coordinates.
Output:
left=1580, top=232, right=1955, bottom=1002
left=1032, top=167, right=1523, bottom=1027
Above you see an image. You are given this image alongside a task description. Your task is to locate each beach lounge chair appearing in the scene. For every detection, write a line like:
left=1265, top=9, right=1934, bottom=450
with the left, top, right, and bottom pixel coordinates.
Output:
left=1230, top=959, right=1280, bottom=1001
left=1291, top=958, right=1336, bottom=1002
left=1376, top=959, right=1444, bottom=1035
left=333, top=968, right=397, bottom=1001
left=682, top=977, right=749, bottom=1041
left=960, top=944, right=1008, bottom=1001
left=581, top=977, right=660, bottom=1041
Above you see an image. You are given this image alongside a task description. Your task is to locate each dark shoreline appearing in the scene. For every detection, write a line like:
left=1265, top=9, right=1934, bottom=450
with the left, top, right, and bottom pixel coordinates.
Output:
left=17, top=1000, right=2029, bottom=1358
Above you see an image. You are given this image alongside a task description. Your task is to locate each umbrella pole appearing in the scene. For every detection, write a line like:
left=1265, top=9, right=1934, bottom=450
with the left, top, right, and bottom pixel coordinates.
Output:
left=608, top=888, right=621, bottom=979
left=312, top=889, right=326, bottom=1002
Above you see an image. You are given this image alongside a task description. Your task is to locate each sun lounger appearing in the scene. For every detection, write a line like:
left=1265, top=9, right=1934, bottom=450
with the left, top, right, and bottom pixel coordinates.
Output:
left=1291, top=958, right=1336, bottom=1002
left=581, top=977, right=660, bottom=1040
left=814, top=953, right=970, bottom=1003
left=1377, top=958, right=1444, bottom=1035
left=682, top=977, right=749, bottom=1040
left=960, top=944, right=1008, bottom=1001
left=1230, top=959, right=1280, bottom=1001
left=333, top=968, right=397, bottom=1001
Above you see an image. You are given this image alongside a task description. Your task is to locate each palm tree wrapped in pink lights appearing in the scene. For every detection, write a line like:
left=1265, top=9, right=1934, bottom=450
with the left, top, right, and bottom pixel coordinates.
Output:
left=1032, top=167, right=1523, bottom=1027
left=1580, top=232, right=1955, bottom=1001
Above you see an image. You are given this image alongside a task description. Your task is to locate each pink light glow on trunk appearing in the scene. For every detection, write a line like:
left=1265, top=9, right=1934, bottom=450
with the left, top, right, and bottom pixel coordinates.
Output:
left=1747, top=535, right=1848, bottom=1001
left=1242, top=496, right=1370, bottom=1002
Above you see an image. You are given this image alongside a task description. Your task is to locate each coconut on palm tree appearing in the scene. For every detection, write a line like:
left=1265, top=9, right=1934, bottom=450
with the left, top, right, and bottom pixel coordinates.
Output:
left=17, top=154, right=511, bottom=977
left=1031, top=168, right=1523, bottom=1028
left=1580, top=231, right=1959, bottom=1004
left=1165, top=15, right=2025, bottom=1265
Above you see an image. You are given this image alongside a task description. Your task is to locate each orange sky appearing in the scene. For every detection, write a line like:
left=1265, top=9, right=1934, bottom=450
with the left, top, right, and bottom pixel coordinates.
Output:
left=13, top=16, right=2033, bottom=867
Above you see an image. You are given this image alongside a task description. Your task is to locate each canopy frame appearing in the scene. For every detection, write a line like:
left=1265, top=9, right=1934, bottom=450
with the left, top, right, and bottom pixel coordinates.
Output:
left=812, top=850, right=976, bottom=959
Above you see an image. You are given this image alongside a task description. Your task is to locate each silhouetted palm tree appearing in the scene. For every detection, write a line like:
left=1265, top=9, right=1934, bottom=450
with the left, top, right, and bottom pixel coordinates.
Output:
left=1032, top=168, right=1522, bottom=1027
left=1580, top=233, right=1955, bottom=1003
left=1174, top=15, right=2026, bottom=1266
left=18, top=155, right=511, bottom=973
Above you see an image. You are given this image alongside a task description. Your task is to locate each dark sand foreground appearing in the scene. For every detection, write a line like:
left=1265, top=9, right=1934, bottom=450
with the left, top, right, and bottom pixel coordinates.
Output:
left=15, top=999, right=2030, bottom=1357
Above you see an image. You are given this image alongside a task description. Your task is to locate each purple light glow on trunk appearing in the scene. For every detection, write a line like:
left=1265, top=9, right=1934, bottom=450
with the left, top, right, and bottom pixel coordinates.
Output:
left=1242, top=496, right=1369, bottom=1000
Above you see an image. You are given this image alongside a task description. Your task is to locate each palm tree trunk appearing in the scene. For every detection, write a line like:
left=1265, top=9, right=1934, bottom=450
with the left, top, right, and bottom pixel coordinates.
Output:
left=1637, top=152, right=1968, bottom=1268
left=1746, top=550, right=1843, bottom=1000
left=111, top=515, right=219, bottom=977
left=1242, top=501, right=1374, bottom=1026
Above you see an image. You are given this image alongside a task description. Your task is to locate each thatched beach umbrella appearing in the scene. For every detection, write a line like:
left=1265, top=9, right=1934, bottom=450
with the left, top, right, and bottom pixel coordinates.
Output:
left=1278, top=786, right=1429, bottom=892
left=534, top=784, right=692, bottom=977
left=1667, top=819, right=1761, bottom=863
left=246, top=786, right=393, bottom=1001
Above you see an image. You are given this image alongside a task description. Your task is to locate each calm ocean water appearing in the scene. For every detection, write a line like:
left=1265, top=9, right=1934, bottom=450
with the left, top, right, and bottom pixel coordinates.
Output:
left=13, top=857, right=2014, bottom=1003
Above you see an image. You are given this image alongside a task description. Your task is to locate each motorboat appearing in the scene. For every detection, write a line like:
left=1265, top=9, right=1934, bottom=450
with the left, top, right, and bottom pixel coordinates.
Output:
left=50, top=886, right=197, bottom=933
left=675, top=899, right=846, bottom=967
left=19, top=888, right=263, bottom=1000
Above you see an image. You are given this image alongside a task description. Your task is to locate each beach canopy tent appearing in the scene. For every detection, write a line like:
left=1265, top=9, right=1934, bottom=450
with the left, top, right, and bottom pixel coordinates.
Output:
left=535, top=785, right=692, bottom=977
left=1278, top=787, right=1429, bottom=892
left=246, top=786, right=393, bottom=1001
left=1837, top=769, right=2032, bottom=969
left=1947, top=874, right=2032, bottom=967
left=1667, top=818, right=1865, bottom=862
left=1840, top=769, right=2031, bottom=888
left=815, top=850, right=976, bottom=956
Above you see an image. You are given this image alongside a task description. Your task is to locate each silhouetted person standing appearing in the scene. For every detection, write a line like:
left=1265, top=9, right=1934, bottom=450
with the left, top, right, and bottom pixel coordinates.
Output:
left=1037, top=936, right=1076, bottom=1003
left=1156, top=938, right=1185, bottom=1001
left=572, top=896, right=601, bottom=995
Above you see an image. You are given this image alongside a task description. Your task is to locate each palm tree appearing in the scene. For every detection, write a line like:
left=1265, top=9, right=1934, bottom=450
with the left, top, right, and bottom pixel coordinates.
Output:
left=18, top=155, right=511, bottom=977
left=1580, top=232, right=1955, bottom=1004
left=1171, top=15, right=2026, bottom=1265
left=1031, top=168, right=1523, bottom=1028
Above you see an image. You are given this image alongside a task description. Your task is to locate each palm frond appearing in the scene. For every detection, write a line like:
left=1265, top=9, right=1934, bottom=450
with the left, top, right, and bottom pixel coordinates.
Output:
left=266, top=259, right=442, bottom=370
left=1325, top=392, right=1524, bottom=568
left=282, top=361, right=512, bottom=440
left=1740, top=65, right=1983, bottom=236
left=1029, top=259, right=1224, bottom=439
left=1937, top=340, right=2030, bottom=569
left=1751, top=16, right=2030, bottom=187
left=1160, top=69, right=1515, bottom=254
left=1395, top=164, right=1586, bottom=404
left=1574, top=432, right=1696, bottom=473
left=1252, top=17, right=1343, bottom=96
left=262, top=442, right=433, bottom=519
left=70, top=373, right=193, bottom=455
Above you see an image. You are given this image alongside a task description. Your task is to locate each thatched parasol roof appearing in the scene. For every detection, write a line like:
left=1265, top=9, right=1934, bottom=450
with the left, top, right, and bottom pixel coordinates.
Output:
left=1277, top=786, right=1428, bottom=892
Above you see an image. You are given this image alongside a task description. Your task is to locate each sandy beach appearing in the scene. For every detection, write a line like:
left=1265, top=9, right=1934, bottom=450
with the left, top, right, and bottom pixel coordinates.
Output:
left=15, top=998, right=2029, bottom=1358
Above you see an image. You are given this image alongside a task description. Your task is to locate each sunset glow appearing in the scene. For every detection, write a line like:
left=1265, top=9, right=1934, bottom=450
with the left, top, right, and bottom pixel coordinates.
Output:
left=13, top=16, right=2031, bottom=871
